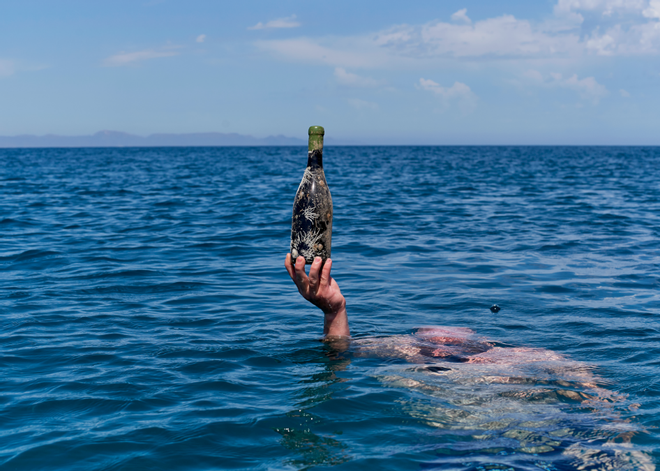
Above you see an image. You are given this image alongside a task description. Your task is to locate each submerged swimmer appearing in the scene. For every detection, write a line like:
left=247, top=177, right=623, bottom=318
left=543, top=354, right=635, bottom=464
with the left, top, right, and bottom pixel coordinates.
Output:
left=283, top=255, right=654, bottom=470
left=284, top=254, right=605, bottom=375
left=284, top=254, right=552, bottom=366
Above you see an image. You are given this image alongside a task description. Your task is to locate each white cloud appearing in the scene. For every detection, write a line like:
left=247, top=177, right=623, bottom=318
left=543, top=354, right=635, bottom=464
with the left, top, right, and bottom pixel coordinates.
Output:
left=257, top=16, right=581, bottom=68
left=256, top=0, right=660, bottom=70
left=417, top=78, right=478, bottom=113
left=524, top=70, right=609, bottom=103
left=451, top=8, right=472, bottom=24
left=586, top=21, right=660, bottom=54
left=347, top=98, right=378, bottom=110
left=254, top=37, right=392, bottom=68
left=585, top=26, right=620, bottom=54
left=248, top=15, right=300, bottom=30
left=334, top=67, right=379, bottom=87
left=555, top=0, right=646, bottom=17
left=196, top=34, right=206, bottom=43
left=374, top=15, right=581, bottom=58
left=524, top=69, right=545, bottom=81
left=103, top=49, right=179, bottom=67
left=0, top=59, right=15, bottom=77
left=620, top=88, right=631, bottom=97
left=643, top=0, right=660, bottom=18
left=559, top=73, right=609, bottom=103
left=552, top=0, right=660, bottom=54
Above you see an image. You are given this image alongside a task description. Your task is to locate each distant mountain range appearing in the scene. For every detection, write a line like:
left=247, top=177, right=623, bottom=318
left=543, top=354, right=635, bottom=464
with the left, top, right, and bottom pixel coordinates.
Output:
left=0, top=130, right=358, bottom=148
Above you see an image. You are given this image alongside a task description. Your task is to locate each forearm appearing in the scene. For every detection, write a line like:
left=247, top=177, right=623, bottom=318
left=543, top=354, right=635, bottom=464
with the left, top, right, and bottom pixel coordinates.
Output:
left=323, top=300, right=350, bottom=337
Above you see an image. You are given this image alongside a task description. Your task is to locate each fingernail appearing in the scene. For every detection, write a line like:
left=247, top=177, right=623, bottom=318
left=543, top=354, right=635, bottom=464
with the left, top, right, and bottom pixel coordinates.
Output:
left=314, top=257, right=321, bottom=263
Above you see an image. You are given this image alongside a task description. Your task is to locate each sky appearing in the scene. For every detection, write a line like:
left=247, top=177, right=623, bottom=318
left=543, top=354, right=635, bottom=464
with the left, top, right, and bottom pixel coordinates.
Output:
left=1, top=0, right=659, bottom=145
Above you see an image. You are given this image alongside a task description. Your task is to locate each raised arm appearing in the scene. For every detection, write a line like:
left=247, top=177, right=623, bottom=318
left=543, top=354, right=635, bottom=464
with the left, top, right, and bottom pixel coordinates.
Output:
left=284, top=254, right=350, bottom=337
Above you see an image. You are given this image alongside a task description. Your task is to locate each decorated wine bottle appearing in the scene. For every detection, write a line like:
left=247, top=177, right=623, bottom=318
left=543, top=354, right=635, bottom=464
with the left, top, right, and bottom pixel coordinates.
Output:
left=290, top=126, right=333, bottom=264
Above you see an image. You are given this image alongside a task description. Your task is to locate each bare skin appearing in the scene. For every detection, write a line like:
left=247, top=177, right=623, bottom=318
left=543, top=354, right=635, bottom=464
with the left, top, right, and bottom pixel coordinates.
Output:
left=284, top=254, right=350, bottom=337
left=284, top=254, right=592, bottom=376
left=283, top=255, right=646, bottom=467
left=284, top=254, right=623, bottom=410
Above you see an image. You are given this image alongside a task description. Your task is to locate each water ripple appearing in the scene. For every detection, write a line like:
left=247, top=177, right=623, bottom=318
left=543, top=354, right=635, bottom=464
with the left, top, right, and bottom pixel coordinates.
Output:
left=0, top=146, right=659, bottom=470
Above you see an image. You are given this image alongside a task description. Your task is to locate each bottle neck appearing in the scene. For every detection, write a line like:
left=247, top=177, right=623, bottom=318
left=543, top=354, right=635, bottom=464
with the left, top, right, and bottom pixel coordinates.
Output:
left=307, top=130, right=324, bottom=168
left=307, top=149, right=323, bottom=168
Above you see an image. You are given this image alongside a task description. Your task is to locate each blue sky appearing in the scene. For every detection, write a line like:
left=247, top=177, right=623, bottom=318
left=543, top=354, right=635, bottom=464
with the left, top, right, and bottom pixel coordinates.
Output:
left=1, top=0, right=659, bottom=144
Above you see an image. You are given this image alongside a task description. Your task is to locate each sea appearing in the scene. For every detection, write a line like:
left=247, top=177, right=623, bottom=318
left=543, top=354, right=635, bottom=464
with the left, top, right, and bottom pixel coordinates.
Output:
left=0, top=146, right=658, bottom=470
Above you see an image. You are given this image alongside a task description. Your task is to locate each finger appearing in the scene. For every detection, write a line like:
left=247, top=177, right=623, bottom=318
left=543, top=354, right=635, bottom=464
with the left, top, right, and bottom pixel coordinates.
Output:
left=285, top=253, right=296, bottom=281
left=308, top=257, right=322, bottom=290
left=319, top=258, right=332, bottom=288
left=294, top=256, right=309, bottom=292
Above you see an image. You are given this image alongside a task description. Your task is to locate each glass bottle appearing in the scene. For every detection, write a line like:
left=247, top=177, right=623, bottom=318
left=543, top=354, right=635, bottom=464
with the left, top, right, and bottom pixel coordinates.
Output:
left=290, top=126, right=333, bottom=264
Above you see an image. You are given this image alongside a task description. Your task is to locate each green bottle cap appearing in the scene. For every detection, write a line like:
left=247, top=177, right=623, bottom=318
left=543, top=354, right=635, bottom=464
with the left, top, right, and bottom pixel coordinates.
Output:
left=308, top=126, right=324, bottom=152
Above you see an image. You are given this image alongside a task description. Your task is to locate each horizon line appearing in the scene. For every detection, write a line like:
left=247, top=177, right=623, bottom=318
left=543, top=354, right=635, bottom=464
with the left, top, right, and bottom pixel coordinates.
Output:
left=0, top=130, right=658, bottom=148
left=1, top=144, right=659, bottom=149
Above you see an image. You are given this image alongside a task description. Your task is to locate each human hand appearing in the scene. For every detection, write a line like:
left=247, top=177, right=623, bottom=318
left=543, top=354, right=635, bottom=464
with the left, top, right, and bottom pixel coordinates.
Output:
left=284, top=254, right=349, bottom=336
left=285, top=255, right=345, bottom=314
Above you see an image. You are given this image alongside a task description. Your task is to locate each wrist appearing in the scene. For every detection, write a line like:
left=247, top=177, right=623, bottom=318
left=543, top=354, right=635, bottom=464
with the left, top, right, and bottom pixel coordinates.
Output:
left=321, top=297, right=346, bottom=316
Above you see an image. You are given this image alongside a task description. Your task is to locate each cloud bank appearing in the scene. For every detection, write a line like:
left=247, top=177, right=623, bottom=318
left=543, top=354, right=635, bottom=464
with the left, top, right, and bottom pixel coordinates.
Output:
left=255, top=0, right=660, bottom=68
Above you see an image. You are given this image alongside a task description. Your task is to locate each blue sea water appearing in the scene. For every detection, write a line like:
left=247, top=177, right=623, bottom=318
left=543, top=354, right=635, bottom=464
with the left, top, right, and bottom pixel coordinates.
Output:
left=0, top=146, right=659, bottom=470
